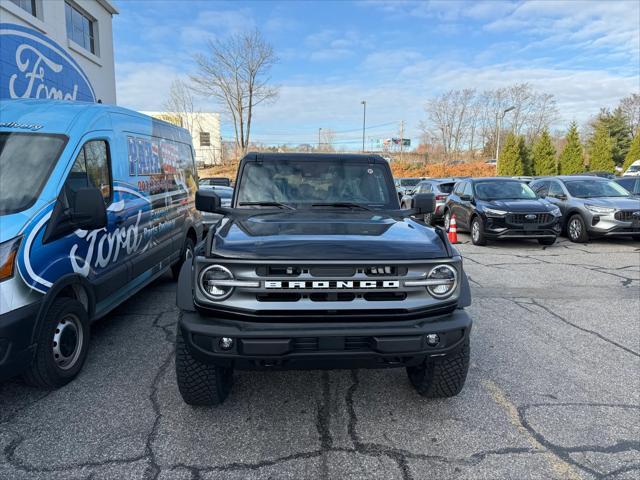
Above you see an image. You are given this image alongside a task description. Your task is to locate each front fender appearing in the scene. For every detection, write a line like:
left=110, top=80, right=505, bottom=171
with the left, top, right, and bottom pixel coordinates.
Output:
left=176, top=256, right=196, bottom=312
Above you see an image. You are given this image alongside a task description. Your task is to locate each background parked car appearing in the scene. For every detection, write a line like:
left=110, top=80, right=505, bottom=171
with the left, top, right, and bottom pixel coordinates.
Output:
left=200, top=177, right=232, bottom=187
left=615, top=177, right=640, bottom=196
left=394, top=177, right=422, bottom=200
left=530, top=176, right=640, bottom=242
left=401, top=178, right=456, bottom=225
left=444, top=178, right=561, bottom=246
left=624, top=160, right=640, bottom=177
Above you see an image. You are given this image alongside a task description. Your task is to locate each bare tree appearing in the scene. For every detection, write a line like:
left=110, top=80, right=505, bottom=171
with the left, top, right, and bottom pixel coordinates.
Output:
left=619, top=93, right=640, bottom=133
left=191, top=29, right=278, bottom=156
left=320, top=128, right=336, bottom=151
left=162, top=79, right=201, bottom=133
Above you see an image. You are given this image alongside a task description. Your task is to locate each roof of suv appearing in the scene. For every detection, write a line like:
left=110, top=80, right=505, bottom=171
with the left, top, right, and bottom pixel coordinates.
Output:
left=243, top=152, right=388, bottom=163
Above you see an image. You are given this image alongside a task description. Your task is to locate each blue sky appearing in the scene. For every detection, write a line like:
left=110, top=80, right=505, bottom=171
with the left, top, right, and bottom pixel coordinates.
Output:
left=112, top=0, right=640, bottom=148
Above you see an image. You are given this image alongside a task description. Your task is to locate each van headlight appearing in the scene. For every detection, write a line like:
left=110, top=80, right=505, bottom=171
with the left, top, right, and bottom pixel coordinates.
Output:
left=426, top=264, right=457, bottom=298
left=0, top=236, right=22, bottom=283
left=199, top=265, right=235, bottom=300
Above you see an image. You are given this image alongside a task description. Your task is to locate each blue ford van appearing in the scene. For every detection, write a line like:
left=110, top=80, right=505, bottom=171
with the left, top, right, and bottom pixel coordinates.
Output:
left=0, top=99, right=203, bottom=387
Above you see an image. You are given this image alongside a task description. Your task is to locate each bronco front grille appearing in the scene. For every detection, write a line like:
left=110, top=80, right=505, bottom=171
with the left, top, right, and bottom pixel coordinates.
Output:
left=614, top=210, right=639, bottom=221
left=508, top=213, right=552, bottom=225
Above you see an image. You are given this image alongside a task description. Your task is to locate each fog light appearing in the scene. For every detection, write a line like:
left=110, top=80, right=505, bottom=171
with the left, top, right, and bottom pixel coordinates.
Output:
left=426, top=333, right=440, bottom=346
left=219, top=337, right=234, bottom=350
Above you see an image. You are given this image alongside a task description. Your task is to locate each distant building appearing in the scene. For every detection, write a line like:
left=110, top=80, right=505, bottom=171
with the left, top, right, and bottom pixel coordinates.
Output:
left=1, top=0, right=118, bottom=104
left=144, top=112, right=222, bottom=167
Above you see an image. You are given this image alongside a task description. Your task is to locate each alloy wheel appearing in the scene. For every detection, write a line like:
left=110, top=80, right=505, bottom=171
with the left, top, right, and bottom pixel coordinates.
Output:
left=569, top=218, right=581, bottom=241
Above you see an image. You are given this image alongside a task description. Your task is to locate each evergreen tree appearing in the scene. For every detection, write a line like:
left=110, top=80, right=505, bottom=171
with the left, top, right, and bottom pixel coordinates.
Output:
left=520, top=137, right=533, bottom=176
left=497, top=132, right=524, bottom=176
left=588, top=123, right=615, bottom=172
left=532, top=128, right=557, bottom=175
left=590, top=108, right=632, bottom=165
left=559, top=122, right=584, bottom=174
left=622, top=131, right=640, bottom=172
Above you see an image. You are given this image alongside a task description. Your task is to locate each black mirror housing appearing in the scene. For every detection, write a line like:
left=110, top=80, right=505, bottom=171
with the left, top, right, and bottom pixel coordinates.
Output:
left=412, top=193, right=435, bottom=215
left=72, top=188, right=107, bottom=230
left=196, top=189, right=222, bottom=213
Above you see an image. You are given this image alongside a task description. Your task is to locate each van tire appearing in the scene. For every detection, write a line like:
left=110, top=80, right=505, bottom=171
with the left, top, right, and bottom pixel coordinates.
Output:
left=406, top=337, right=470, bottom=398
left=172, top=237, right=195, bottom=280
left=175, top=325, right=232, bottom=406
left=23, top=298, right=90, bottom=389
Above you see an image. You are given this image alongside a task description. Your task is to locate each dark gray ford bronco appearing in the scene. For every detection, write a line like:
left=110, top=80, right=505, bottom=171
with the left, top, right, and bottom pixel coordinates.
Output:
left=175, top=153, right=472, bottom=405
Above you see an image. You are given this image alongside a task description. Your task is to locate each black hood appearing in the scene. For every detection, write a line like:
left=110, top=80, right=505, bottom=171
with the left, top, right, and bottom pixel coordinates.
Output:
left=483, top=199, right=553, bottom=212
left=210, top=211, right=447, bottom=260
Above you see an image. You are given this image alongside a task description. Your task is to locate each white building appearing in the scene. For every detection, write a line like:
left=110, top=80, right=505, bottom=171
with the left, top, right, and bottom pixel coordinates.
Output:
left=0, top=0, right=118, bottom=104
left=144, top=112, right=222, bottom=167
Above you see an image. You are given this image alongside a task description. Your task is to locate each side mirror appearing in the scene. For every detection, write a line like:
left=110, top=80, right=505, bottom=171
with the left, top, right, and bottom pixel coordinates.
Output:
left=412, top=193, right=435, bottom=215
left=196, top=189, right=222, bottom=213
left=71, top=188, right=107, bottom=230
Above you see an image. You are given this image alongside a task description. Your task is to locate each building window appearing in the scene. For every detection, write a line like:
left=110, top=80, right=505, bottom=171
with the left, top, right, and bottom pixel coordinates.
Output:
left=65, top=2, right=96, bottom=54
left=200, top=132, right=211, bottom=147
left=9, top=0, right=36, bottom=16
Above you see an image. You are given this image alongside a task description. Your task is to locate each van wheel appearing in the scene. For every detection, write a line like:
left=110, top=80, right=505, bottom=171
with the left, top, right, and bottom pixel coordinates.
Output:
left=407, top=337, right=470, bottom=398
left=444, top=210, right=451, bottom=231
left=172, top=237, right=195, bottom=280
left=567, top=214, right=589, bottom=243
left=175, top=325, right=233, bottom=406
left=23, top=298, right=90, bottom=389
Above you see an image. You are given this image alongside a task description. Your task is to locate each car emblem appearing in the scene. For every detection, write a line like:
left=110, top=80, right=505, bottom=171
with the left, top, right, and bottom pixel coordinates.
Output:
left=525, top=214, right=537, bottom=220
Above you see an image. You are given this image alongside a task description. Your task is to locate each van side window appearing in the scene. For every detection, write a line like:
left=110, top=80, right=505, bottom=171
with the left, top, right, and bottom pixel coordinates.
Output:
left=67, top=140, right=112, bottom=205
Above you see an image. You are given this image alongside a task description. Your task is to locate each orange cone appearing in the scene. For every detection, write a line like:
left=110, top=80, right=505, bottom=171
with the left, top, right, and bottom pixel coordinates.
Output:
left=448, top=215, right=459, bottom=244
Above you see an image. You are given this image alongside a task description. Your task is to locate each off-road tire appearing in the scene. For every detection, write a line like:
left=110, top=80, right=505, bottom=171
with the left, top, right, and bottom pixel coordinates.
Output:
left=471, top=217, right=487, bottom=246
left=23, top=298, right=90, bottom=388
left=538, top=237, right=556, bottom=246
left=567, top=214, right=589, bottom=243
left=175, top=325, right=233, bottom=406
left=407, top=337, right=470, bottom=398
left=172, top=237, right=195, bottom=280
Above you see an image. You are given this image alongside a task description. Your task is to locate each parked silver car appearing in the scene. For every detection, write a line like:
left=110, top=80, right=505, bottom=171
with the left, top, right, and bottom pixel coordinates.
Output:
left=400, top=178, right=456, bottom=225
left=530, top=176, right=640, bottom=242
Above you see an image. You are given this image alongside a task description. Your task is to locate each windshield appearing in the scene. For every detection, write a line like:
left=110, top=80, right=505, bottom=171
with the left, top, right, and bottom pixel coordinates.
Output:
left=474, top=181, right=537, bottom=201
left=565, top=180, right=630, bottom=198
left=627, top=165, right=640, bottom=172
left=236, top=160, right=395, bottom=208
left=0, top=133, right=67, bottom=215
left=400, top=178, right=420, bottom=187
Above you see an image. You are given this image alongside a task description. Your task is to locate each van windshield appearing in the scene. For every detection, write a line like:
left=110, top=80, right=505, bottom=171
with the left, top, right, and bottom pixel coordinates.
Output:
left=0, top=133, right=67, bottom=215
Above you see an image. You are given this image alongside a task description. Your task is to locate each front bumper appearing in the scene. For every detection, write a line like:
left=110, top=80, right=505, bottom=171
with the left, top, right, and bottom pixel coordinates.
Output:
left=0, top=301, right=39, bottom=382
left=483, top=215, right=561, bottom=239
left=585, top=213, right=640, bottom=236
left=179, top=308, right=472, bottom=370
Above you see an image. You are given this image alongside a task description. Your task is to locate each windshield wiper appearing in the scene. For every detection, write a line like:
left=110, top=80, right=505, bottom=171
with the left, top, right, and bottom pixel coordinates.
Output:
left=239, top=202, right=296, bottom=210
left=311, top=202, right=373, bottom=211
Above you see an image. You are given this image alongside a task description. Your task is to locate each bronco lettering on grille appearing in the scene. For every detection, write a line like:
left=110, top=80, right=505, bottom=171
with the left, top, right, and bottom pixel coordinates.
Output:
left=264, top=280, right=400, bottom=289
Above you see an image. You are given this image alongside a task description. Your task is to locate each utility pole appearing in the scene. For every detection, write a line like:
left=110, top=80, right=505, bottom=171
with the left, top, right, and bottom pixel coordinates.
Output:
left=361, top=100, right=367, bottom=152
left=399, top=120, right=405, bottom=162
left=318, top=127, right=322, bottom=151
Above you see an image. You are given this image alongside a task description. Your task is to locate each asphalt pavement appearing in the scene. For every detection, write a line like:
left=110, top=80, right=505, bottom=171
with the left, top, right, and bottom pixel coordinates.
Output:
left=1, top=235, right=639, bottom=480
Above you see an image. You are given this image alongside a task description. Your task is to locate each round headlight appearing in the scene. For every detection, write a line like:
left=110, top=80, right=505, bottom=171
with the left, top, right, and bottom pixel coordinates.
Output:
left=199, top=265, right=234, bottom=300
left=426, top=264, right=457, bottom=299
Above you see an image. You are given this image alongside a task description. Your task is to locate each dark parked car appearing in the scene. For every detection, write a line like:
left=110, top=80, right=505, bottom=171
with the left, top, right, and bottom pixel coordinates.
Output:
left=530, top=176, right=640, bottom=242
left=200, top=177, right=232, bottom=187
left=400, top=178, right=456, bottom=225
left=615, top=177, right=640, bottom=196
left=444, top=178, right=562, bottom=246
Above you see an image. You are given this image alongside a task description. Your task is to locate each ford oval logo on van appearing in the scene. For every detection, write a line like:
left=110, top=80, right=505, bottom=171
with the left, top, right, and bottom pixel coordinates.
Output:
left=0, top=23, right=96, bottom=102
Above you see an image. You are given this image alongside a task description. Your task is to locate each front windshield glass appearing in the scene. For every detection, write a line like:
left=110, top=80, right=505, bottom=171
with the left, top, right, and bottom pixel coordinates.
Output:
left=565, top=180, right=629, bottom=198
left=236, top=160, right=395, bottom=208
left=627, top=165, right=640, bottom=172
left=474, top=181, right=537, bottom=201
left=0, top=133, right=67, bottom=215
left=400, top=178, right=420, bottom=187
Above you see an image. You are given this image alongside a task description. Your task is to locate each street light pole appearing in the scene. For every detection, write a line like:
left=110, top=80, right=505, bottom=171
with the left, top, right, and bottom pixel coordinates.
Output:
left=361, top=100, right=367, bottom=152
left=318, top=127, right=322, bottom=150
left=495, top=106, right=515, bottom=170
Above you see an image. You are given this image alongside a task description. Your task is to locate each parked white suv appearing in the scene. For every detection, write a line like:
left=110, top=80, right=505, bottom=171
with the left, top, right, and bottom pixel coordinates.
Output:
left=623, top=160, right=640, bottom=177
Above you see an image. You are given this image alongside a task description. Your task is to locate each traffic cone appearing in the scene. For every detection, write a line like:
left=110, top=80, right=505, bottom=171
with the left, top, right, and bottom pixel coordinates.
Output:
left=448, top=215, right=459, bottom=244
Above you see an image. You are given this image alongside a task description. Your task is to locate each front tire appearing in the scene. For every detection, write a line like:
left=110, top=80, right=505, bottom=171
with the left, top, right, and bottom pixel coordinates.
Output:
left=470, top=217, right=487, bottom=246
left=407, top=337, right=470, bottom=398
left=175, top=325, right=233, bottom=406
left=23, top=298, right=90, bottom=388
left=172, top=236, right=195, bottom=280
left=567, top=214, right=589, bottom=243
left=444, top=210, right=451, bottom=231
